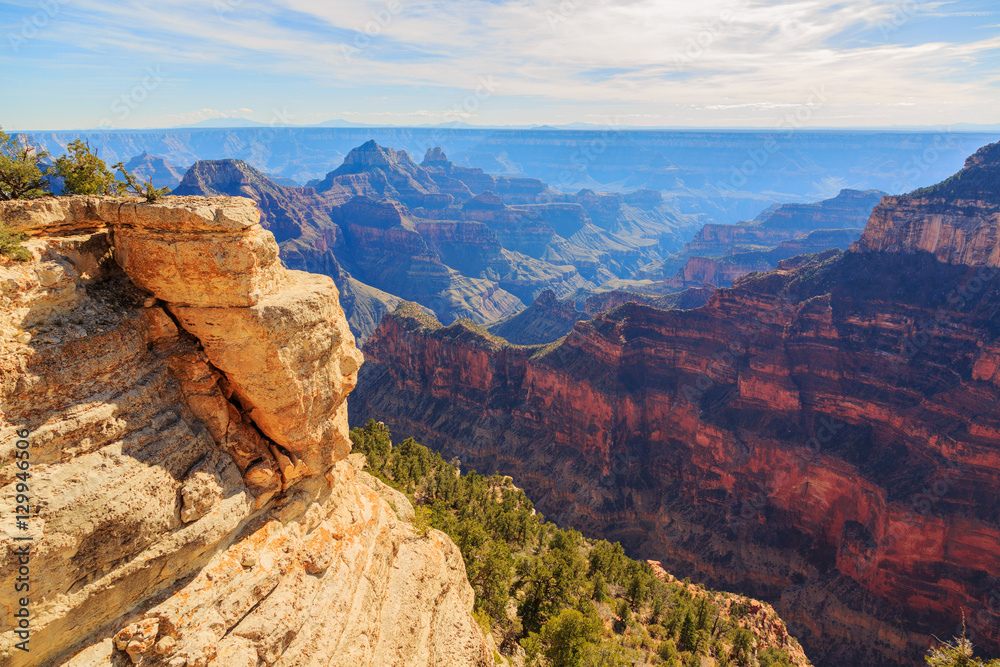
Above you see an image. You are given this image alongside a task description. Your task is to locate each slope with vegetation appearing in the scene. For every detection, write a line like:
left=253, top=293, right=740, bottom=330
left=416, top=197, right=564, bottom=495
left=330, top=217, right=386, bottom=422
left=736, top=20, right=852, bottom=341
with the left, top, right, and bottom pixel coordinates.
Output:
left=350, top=419, right=810, bottom=667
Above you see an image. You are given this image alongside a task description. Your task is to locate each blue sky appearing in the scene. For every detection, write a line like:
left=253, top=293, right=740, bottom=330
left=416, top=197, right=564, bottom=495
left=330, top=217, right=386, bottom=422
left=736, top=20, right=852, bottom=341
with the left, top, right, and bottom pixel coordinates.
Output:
left=0, top=0, right=998, bottom=130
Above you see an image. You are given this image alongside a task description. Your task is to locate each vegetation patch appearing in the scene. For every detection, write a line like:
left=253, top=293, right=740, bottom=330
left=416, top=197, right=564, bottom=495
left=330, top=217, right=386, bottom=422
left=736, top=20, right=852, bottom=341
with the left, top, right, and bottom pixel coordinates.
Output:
left=0, top=224, right=30, bottom=262
left=350, top=420, right=807, bottom=667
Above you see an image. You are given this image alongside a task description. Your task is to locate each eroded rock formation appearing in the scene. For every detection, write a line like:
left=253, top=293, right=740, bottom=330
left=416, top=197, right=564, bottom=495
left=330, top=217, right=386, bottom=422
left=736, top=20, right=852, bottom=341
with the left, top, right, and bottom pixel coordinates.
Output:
left=641, top=188, right=884, bottom=288
left=352, top=146, right=1000, bottom=666
left=173, top=143, right=701, bottom=340
left=0, top=196, right=491, bottom=666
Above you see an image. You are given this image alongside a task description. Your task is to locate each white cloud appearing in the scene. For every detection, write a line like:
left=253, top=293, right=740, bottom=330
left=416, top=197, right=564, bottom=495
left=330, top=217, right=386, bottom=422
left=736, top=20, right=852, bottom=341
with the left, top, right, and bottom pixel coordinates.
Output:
left=3, top=0, right=999, bottom=127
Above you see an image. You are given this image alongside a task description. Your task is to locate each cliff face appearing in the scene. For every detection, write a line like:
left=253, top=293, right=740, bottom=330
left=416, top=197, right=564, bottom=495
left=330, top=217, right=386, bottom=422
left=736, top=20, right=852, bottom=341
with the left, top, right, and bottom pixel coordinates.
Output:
left=121, top=152, right=187, bottom=191
left=486, top=289, right=587, bottom=345
left=681, top=188, right=881, bottom=256
left=0, top=196, right=491, bottom=667
left=484, top=287, right=716, bottom=346
left=642, top=189, right=883, bottom=286
left=352, top=152, right=1000, bottom=666
left=673, top=230, right=860, bottom=290
left=852, top=143, right=1000, bottom=266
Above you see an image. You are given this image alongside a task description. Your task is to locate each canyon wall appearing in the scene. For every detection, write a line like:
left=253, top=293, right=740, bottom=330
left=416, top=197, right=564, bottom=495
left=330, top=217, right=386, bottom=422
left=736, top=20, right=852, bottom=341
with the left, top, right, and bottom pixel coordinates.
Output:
left=0, top=196, right=491, bottom=666
left=642, top=188, right=883, bottom=288
left=352, top=144, right=1000, bottom=666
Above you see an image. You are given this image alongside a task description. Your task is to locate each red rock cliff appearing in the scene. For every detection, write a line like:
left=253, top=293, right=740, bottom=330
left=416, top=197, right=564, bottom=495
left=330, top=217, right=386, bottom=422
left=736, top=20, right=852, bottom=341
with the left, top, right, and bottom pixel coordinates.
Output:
left=352, top=144, right=1000, bottom=667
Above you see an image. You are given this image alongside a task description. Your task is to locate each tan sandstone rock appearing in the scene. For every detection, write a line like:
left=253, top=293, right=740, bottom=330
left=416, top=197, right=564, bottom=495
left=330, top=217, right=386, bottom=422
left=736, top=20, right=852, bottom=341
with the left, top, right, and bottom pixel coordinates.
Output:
left=170, top=271, right=363, bottom=474
left=0, top=196, right=490, bottom=667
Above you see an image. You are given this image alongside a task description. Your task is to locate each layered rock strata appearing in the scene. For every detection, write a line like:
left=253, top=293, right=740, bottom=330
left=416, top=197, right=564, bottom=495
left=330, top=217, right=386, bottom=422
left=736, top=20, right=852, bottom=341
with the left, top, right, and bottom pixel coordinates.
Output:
left=0, top=196, right=490, bottom=666
left=641, top=189, right=883, bottom=287
left=352, top=148, right=1000, bottom=666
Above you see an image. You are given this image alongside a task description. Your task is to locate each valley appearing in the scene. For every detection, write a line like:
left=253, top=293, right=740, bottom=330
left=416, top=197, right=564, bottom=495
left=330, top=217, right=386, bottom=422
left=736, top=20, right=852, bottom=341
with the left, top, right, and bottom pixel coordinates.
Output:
left=350, top=142, right=1000, bottom=666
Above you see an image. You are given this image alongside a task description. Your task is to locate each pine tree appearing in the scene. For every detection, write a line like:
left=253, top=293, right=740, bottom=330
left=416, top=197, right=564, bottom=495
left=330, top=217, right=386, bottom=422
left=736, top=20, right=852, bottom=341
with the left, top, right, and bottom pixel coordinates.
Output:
left=679, top=611, right=697, bottom=652
left=651, top=594, right=665, bottom=624
left=591, top=572, right=607, bottom=602
left=730, top=628, right=756, bottom=667
left=616, top=598, right=631, bottom=626
left=51, top=139, right=117, bottom=195
left=0, top=127, right=49, bottom=200
left=695, top=597, right=710, bottom=631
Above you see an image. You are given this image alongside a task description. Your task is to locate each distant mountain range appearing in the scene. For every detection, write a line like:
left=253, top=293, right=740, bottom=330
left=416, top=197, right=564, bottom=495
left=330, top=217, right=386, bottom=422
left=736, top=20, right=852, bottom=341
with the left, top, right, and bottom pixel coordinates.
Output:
left=19, top=128, right=1000, bottom=225
left=116, top=119, right=1000, bottom=133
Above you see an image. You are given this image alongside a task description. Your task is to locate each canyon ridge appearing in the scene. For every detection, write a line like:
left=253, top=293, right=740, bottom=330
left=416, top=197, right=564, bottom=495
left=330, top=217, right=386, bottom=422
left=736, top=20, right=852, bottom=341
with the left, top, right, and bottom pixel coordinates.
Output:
left=352, top=142, right=1000, bottom=666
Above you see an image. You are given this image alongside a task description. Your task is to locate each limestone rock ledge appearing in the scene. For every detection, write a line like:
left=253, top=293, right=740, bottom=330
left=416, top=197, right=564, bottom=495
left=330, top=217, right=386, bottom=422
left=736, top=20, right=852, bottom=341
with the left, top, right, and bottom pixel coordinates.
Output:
left=0, top=196, right=491, bottom=667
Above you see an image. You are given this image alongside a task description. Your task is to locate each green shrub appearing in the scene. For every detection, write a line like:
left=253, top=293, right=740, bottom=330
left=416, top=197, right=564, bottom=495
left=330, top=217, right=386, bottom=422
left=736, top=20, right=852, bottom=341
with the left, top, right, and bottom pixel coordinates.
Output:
left=0, top=126, right=49, bottom=200
left=51, top=139, right=117, bottom=195
left=541, top=608, right=601, bottom=667
left=925, top=628, right=1000, bottom=666
left=113, top=161, right=170, bottom=202
left=759, top=646, right=793, bottom=666
left=657, top=639, right=680, bottom=666
left=0, top=225, right=30, bottom=261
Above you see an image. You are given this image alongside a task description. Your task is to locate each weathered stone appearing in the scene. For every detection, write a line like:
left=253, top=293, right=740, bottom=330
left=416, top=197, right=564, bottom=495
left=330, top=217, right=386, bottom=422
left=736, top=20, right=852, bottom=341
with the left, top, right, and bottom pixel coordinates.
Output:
left=115, top=618, right=160, bottom=664
left=115, top=223, right=284, bottom=308
left=171, top=271, right=363, bottom=474
left=0, top=196, right=490, bottom=667
left=180, top=452, right=232, bottom=523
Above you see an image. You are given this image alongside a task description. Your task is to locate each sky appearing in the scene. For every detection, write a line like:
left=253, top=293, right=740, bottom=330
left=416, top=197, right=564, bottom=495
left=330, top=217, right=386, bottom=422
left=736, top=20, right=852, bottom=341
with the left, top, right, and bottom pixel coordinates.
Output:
left=0, top=0, right=998, bottom=130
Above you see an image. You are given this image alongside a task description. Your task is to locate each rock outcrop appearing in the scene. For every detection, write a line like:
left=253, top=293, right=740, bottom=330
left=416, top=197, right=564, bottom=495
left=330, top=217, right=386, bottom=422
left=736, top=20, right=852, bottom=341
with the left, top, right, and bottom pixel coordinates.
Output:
left=0, top=196, right=491, bottom=666
left=484, top=287, right=716, bottom=346
left=351, top=147, right=1000, bottom=666
left=120, top=152, right=187, bottom=191
left=641, top=189, right=884, bottom=287
left=486, top=289, right=587, bottom=345
left=852, top=142, right=1000, bottom=266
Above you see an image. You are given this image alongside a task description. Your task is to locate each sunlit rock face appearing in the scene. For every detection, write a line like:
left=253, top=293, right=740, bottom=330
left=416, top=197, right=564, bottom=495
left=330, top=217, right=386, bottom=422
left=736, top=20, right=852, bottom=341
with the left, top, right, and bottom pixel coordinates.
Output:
left=853, top=143, right=1000, bottom=267
left=352, top=145, right=1000, bottom=667
left=0, top=195, right=491, bottom=667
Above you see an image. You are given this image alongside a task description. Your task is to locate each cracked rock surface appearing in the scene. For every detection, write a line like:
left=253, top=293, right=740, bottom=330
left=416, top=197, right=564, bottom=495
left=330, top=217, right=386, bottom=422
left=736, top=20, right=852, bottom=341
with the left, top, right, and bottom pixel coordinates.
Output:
left=0, top=195, right=490, bottom=667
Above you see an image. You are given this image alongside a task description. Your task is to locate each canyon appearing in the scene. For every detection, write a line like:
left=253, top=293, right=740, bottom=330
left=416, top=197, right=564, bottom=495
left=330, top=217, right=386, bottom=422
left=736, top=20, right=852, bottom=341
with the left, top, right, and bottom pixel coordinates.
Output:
left=0, top=196, right=494, bottom=666
left=352, top=142, right=1000, bottom=666
left=31, top=132, right=993, bottom=351
left=641, top=188, right=885, bottom=290
left=171, top=141, right=701, bottom=341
